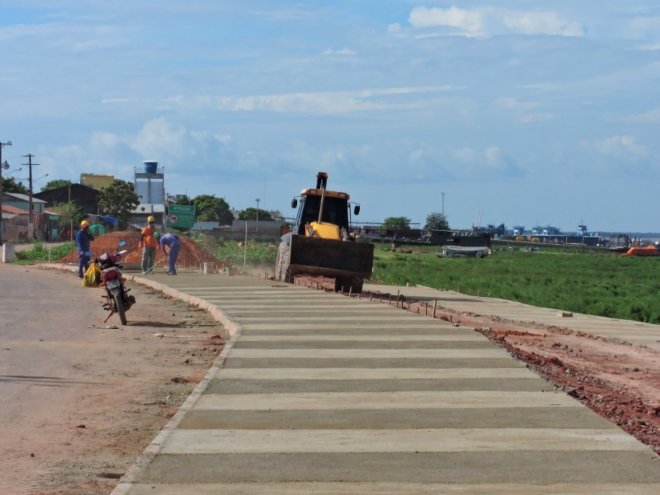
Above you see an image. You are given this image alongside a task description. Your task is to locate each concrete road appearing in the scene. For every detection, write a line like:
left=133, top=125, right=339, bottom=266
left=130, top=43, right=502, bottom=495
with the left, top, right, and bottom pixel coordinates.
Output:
left=111, top=272, right=659, bottom=495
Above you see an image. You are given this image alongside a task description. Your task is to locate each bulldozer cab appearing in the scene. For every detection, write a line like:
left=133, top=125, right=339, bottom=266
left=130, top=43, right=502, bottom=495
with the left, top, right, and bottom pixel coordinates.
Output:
left=293, top=193, right=351, bottom=235
left=290, top=172, right=359, bottom=236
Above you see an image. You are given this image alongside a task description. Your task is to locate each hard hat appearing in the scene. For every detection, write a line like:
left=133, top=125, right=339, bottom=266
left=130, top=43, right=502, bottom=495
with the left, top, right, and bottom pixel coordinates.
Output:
left=147, top=215, right=156, bottom=224
left=154, top=231, right=161, bottom=240
left=80, top=220, right=90, bottom=228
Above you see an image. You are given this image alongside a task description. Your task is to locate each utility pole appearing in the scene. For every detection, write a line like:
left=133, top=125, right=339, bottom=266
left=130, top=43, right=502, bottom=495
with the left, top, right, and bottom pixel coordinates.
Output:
left=0, top=140, right=12, bottom=245
left=255, top=198, right=260, bottom=232
left=68, top=181, right=73, bottom=242
left=23, top=154, right=39, bottom=239
left=441, top=192, right=446, bottom=216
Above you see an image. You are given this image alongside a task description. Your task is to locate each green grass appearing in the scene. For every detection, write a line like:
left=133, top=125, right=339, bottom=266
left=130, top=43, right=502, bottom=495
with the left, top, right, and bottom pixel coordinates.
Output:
left=13, top=242, right=76, bottom=264
left=371, top=244, right=660, bottom=323
left=195, top=237, right=279, bottom=267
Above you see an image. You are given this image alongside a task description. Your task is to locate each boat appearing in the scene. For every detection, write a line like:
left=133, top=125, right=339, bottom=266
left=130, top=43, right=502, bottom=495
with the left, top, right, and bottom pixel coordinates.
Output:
left=622, top=245, right=660, bottom=257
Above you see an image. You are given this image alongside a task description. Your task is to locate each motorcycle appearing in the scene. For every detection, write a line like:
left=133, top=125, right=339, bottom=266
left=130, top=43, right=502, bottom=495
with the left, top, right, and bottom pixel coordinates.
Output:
left=97, top=240, right=136, bottom=325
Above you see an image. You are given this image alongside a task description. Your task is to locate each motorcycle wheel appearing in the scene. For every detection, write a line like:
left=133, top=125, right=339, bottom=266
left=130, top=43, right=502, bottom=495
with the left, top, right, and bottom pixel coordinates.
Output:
left=115, top=294, right=128, bottom=325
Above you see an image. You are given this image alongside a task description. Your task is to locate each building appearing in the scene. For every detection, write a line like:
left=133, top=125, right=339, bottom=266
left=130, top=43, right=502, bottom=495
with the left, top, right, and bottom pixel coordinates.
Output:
left=34, top=183, right=100, bottom=215
left=80, top=173, right=114, bottom=191
left=0, top=192, right=59, bottom=241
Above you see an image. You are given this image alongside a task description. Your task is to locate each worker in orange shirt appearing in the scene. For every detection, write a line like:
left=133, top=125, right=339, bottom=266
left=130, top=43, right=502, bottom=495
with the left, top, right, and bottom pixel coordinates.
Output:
left=138, top=216, right=159, bottom=274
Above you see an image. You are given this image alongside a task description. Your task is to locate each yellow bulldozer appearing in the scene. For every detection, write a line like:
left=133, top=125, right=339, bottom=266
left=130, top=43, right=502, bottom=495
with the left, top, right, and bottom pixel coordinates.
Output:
left=275, top=172, right=374, bottom=293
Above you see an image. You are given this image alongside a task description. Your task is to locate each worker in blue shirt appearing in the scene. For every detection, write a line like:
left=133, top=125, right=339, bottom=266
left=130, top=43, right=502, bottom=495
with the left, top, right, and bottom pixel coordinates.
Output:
left=157, top=232, right=180, bottom=275
left=76, top=219, right=95, bottom=278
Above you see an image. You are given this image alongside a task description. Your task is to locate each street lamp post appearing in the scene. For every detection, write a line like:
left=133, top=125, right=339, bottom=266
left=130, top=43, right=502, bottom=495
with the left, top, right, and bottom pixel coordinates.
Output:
left=0, top=140, right=13, bottom=245
left=255, top=198, right=260, bottom=232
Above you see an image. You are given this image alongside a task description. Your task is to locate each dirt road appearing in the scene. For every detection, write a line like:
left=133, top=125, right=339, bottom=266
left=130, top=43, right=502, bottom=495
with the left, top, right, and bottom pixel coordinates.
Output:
left=0, top=264, right=225, bottom=495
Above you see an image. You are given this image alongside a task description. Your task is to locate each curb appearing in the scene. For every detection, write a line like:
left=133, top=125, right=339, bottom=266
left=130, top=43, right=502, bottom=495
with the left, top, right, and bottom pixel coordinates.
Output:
left=110, top=274, right=244, bottom=495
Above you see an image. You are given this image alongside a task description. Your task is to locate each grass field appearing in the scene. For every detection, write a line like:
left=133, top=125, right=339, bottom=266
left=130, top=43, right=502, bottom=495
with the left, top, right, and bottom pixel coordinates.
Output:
left=372, top=244, right=660, bottom=324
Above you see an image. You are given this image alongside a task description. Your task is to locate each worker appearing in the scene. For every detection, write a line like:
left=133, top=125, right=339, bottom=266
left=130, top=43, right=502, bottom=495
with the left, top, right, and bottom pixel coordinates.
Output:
left=76, top=219, right=95, bottom=278
left=138, top=216, right=158, bottom=274
left=158, top=232, right=180, bottom=275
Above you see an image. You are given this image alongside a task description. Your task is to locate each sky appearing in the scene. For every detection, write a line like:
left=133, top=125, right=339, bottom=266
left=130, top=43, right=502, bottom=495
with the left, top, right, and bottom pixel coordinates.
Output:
left=1, top=1, right=659, bottom=233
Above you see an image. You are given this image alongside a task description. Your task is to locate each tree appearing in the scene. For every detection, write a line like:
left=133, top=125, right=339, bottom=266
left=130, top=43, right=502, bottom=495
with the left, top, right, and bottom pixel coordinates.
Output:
left=2, top=176, right=29, bottom=194
left=192, top=194, right=234, bottom=225
left=238, top=207, right=273, bottom=221
left=168, top=194, right=193, bottom=205
left=41, top=179, right=71, bottom=192
left=98, top=179, right=139, bottom=230
left=425, top=212, right=449, bottom=231
left=382, top=216, right=411, bottom=232
left=50, top=201, right=85, bottom=235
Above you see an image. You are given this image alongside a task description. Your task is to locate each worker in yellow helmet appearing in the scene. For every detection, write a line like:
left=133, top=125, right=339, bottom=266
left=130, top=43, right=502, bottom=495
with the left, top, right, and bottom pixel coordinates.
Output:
left=138, top=216, right=158, bottom=274
left=76, top=219, right=95, bottom=278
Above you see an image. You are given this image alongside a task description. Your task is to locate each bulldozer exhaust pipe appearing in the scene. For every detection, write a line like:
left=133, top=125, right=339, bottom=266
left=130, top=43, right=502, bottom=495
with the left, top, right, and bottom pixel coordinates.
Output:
left=316, top=172, right=328, bottom=190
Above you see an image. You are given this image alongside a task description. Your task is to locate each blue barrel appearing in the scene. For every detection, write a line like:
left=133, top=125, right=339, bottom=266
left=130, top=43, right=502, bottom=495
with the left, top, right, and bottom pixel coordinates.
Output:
left=144, top=161, right=158, bottom=174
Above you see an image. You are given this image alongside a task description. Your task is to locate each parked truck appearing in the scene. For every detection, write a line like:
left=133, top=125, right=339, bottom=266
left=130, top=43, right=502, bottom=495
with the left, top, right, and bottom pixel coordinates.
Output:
left=275, top=172, right=374, bottom=293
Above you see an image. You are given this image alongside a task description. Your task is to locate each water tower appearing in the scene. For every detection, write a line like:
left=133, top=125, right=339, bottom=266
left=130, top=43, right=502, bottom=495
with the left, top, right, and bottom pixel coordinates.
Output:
left=133, top=161, right=165, bottom=224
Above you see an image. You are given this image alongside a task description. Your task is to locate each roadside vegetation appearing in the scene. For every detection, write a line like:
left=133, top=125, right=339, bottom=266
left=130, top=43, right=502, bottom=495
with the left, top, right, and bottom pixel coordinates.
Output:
left=197, top=237, right=279, bottom=267
left=13, top=241, right=75, bottom=265
left=372, top=244, right=660, bottom=324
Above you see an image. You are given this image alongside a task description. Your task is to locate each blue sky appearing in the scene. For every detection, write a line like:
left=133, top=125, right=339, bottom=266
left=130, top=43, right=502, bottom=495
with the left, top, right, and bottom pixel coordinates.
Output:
left=1, top=1, right=659, bottom=232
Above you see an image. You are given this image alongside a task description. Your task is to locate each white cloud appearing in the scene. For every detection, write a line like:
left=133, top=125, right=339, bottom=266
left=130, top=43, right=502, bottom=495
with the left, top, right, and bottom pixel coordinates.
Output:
left=322, top=48, right=357, bottom=56
left=624, top=16, right=660, bottom=42
left=407, top=6, right=583, bottom=38
left=451, top=146, right=523, bottom=178
left=215, top=134, right=233, bottom=146
left=101, top=97, right=137, bottom=104
left=387, top=23, right=403, bottom=35
left=131, top=118, right=187, bottom=159
left=502, top=11, right=583, bottom=37
left=90, top=132, right=122, bottom=149
left=494, top=97, right=554, bottom=125
left=212, top=86, right=455, bottom=114
left=409, top=6, right=486, bottom=38
left=629, top=108, right=660, bottom=123
left=0, top=22, right=125, bottom=53
left=590, top=135, right=648, bottom=157
left=636, top=42, right=660, bottom=51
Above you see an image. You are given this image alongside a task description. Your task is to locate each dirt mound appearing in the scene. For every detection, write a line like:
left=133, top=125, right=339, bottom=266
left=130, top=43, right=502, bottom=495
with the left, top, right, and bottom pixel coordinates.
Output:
left=60, top=231, right=224, bottom=270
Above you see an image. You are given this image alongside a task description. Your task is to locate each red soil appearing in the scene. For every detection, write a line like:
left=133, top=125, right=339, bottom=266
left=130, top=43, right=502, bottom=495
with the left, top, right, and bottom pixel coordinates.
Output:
left=61, top=231, right=223, bottom=270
